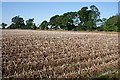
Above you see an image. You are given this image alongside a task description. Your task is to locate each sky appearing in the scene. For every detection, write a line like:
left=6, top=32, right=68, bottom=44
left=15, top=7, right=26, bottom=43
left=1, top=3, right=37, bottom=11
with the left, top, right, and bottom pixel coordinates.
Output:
left=1, top=2, right=118, bottom=27
left=1, top=0, right=120, bottom=2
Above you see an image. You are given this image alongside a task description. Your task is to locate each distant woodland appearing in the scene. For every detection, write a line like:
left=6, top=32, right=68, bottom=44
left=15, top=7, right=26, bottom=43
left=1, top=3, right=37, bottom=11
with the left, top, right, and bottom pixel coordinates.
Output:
left=1, top=5, right=118, bottom=32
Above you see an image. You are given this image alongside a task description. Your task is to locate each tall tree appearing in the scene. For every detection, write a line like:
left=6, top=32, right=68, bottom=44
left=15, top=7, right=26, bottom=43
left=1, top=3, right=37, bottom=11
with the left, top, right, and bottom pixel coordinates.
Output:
left=10, top=16, right=25, bottom=29
left=78, top=7, right=89, bottom=30
left=90, top=5, right=101, bottom=28
left=61, top=12, right=78, bottom=30
left=78, top=5, right=101, bottom=31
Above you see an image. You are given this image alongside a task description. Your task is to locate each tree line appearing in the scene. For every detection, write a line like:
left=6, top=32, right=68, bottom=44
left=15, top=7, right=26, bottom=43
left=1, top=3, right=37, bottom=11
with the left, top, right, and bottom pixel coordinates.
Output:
left=0, top=5, right=118, bottom=32
left=1, top=16, right=37, bottom=30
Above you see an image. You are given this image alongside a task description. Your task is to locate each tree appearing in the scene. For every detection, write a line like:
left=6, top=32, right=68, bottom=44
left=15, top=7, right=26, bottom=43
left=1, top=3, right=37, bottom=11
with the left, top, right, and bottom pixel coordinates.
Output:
left=10, top=16, right=25, bottom=29
left=78, top=7, right=91, bottom=31
left=103, top=16, right=117, bottom=31
left=78, top=7, right=88, bottom=28
left=32, top=23, right=37, bottom=30
left=49, top=12, right=79, bottom=30
left=85, top=21, right=94, bottom=31
left=96, top=18, right=106, bottom=31
left=61, top=12, right=78, bottom=30
left=0, top=23, right=7, bottom=29
left=101, top=18, right=107, bottom=26
left=48, top=5, right=101, bottom=31
left=25, top=18, right=35, bottom=29
left=90, top=5, right=101, bottom=28
left=118, top=13, right=120, bottom=32
left=39, top=20, right=48, bottom=30
left=77, top=5, right=101, bottom=31
left=49, top=15, right=62, bottom=29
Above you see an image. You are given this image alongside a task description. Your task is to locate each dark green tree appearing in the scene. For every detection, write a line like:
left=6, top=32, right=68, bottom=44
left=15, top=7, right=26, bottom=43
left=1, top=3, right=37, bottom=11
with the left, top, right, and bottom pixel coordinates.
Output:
left=48, top=5, right=102, bottom=31
left=61, top=12, right=78, bottom=30
left=49, top=15, right=62, bottom=29
left=25, top=18, right=35, bottom=29
left=39, top=20, right=48, bottom=30
left=9, top=16, right=25, bottom=29
left=77, top=5, right=101, bottom=31
left=49, top=12, right=79, bottom=30
left=0, top=23, right=7, bottom=29
left=96, top=18, right=106, bottom=31
left=32, top=23, right=37, bottom=30
left=101, top=18, right=107, bottom=26
left=103, top=16, right=117, bottom=31
left=78, top=7, right=89, bottom=30
left=90, top=5, right=101, bottom=28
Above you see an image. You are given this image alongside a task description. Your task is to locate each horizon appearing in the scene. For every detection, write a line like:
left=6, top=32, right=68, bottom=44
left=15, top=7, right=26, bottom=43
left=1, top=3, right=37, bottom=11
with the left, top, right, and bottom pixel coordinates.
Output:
left=1, top=2, right=118, bottom=27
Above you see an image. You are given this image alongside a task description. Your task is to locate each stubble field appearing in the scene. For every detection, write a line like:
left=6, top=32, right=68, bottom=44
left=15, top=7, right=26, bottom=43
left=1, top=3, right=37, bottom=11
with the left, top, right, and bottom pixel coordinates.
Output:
left=2, top=30, right=119, bottom=79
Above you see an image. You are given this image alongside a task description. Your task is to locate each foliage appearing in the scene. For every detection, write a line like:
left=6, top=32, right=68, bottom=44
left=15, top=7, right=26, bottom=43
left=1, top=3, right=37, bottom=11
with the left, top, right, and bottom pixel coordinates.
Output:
left=48, top=5, right=101, bottom=31
left=103, top=16, right=117, bottom=31
left=0, top=23, right=7, bottom=29
left=7, top=16, right=25, bottom=29
left=5, top=5, right=118, bottom=32
left=39, top=20, right=49, bottom=30
left=25, top=18, right=37, bottom=29
left=7, top=17, right=37, bottom=29
left=78, top=5, right=101, bottom=31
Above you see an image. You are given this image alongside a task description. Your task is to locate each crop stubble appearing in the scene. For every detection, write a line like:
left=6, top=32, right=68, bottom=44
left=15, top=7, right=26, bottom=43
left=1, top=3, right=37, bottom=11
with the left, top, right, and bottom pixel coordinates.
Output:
left=2, top=30, right=119, bottom=78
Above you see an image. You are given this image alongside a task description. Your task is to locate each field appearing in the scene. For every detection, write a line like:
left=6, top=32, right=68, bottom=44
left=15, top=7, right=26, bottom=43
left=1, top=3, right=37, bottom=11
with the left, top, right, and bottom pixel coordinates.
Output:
left=2, top=30, right=119, bottom=79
